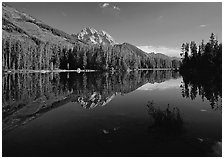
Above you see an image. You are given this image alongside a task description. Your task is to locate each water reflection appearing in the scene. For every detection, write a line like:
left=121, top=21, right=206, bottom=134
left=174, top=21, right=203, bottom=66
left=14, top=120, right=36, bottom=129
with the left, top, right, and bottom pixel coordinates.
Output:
left=180, top=72, right=222, bottom=111
left=2, top=71, right=221, bottom=157
left=2, top=70, right=179, bottom=133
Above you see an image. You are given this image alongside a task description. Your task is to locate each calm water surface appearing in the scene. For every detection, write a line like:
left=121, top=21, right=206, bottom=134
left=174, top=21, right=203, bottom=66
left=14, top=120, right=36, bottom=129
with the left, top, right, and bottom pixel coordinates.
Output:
left=2, top=71, right=222, bottom=157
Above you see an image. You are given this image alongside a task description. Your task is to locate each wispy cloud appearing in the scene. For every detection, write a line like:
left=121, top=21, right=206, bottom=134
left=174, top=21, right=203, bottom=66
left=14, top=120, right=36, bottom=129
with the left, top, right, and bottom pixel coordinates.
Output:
left=156, top=15, right=164, bottom=23
left=99, top=3, right=110, bottom=8
left=99, top=3, right=121, bottom=16
left=113, top=6, right=120, bottom=11
left=199, top=24, right=207, bottom=28
left=61, top=11, right=67, bottom=17
left=137, top=45, right=181, bottom=57
left=159, top=15, right=163, bottom=19
left=99, top=3, right=120, bottom=11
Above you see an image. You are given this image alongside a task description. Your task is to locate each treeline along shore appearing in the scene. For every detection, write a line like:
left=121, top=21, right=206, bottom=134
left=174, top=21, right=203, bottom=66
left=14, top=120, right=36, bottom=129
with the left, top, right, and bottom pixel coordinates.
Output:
left=2, top=36, right=181, bottom=72
left=180, top=33, right=222, bottom=74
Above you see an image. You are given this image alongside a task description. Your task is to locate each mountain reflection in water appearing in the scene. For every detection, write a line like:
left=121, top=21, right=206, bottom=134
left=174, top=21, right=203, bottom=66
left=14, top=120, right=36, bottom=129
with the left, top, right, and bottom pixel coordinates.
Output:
left=2, top=71, right=179, bottom=133
left=2, top=70, right=222, bottom=157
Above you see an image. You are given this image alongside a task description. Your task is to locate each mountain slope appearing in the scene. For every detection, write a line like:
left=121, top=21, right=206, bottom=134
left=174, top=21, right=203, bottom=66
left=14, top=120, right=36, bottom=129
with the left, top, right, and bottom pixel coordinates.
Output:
left=2, top=3, right=85, bottom=47
left=114, top=43, right=180, bottom=65
left=116, top=43, right=148, bottom=57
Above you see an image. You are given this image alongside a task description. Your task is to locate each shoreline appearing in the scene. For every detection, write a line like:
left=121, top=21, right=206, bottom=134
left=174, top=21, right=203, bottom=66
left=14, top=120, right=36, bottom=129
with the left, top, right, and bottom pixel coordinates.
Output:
left=3, top=68, right=179, bottom=74
left=138, top=68, right=179, bottom=71
left=3, top=69, right=98, bottom=74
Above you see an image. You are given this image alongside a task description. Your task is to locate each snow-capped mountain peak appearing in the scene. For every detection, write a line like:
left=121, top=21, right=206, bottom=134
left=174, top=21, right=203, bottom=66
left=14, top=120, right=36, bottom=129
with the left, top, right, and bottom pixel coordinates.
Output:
left=76, top=27, right=116, bottom=46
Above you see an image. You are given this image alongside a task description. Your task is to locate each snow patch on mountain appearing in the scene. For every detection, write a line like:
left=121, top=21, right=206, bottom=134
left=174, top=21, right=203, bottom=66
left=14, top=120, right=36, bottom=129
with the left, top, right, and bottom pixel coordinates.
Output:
left=76, top=27, right=116, bottom=46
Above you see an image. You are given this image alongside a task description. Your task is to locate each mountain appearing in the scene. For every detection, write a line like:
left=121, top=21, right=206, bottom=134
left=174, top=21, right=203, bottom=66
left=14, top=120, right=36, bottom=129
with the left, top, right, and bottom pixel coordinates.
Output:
left=73, top=27, right=116, bottom=46
left=77, top=92, right=116, bottom=109
left=148, top=52, right=181, bottom=62
left=2, top=3, right=85, bottom=47
left=119, top=43, right=180, bottom=61
left=113, top=43, right=181, bottom=67
left=2, top=3, right=181, bottom=71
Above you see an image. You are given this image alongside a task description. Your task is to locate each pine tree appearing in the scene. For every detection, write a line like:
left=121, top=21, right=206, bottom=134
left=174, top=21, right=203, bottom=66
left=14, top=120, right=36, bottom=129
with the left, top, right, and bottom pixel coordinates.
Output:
left=83, top=48, right=87, bottom=70
left=180, top=43, right=185, bottom=59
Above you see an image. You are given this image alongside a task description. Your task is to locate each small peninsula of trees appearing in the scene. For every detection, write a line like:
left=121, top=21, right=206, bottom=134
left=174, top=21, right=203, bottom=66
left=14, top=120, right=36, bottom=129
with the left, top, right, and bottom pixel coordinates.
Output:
left=2, top=36, right=180, bottom=71
left=180, top=33, right=222, bottom=73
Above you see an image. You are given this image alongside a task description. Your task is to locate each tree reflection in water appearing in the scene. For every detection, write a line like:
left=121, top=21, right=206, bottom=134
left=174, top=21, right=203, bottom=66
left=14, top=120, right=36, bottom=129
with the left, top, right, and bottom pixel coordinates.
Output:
left=2, top=71, right=180, bottom=133
left=180, top=72, right=222, bottom=111
left=2, top=70, right=221, bottom=156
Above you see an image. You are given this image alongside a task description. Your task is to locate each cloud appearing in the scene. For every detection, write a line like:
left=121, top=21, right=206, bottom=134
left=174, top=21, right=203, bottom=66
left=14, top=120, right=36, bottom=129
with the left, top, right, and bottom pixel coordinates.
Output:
left=113, top=6, right=120, bottom=11
left=156, top=15, right=164, bottom=23
left=61, top=11, right=67, bottom=17
left=199, top=24, right=207, bottom=28
left=99, top=3, right=121, bottom=11
left=99, top=3, right=121, bottom=16
left=99, top=3, right=110, bottom=8
left=137, top=45, right=181, bottom=57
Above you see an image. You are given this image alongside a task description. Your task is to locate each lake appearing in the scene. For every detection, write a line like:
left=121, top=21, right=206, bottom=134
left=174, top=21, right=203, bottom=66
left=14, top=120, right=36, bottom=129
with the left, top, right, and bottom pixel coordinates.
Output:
left=2, top=70, right=222, bottom=157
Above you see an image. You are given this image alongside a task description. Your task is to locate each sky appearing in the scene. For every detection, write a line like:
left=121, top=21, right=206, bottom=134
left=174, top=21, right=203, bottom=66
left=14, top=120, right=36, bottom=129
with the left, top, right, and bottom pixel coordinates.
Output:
left=6, top=2, right=222, bottom=57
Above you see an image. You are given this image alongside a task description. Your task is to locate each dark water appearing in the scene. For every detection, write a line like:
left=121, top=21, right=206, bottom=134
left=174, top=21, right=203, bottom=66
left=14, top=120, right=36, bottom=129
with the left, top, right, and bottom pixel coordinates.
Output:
left=2, top=71, right=222, bottom=157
